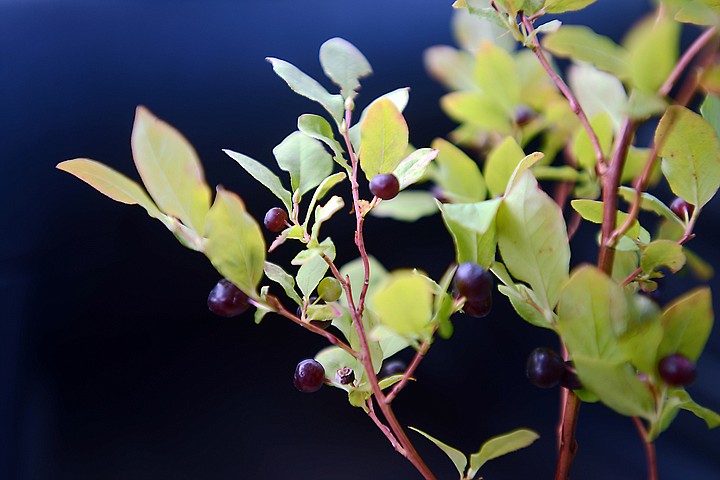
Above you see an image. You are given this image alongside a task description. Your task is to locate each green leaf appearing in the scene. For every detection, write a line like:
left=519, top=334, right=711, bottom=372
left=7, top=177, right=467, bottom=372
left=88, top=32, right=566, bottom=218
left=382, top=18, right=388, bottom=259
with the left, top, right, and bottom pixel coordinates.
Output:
left=224, top=149, right=292, bottom=211
left=266, top=57, right=345, bottom=124
left=430, top=138, right=486, bottom=203
left=349, top=87, right=410, bottom=150
left=393, top=148, right=439, bottom=189
left=378, top=373, right=405, bottom=391
left=640, top=240, right=686, bottom=274
left=303, top=172, right=347, bottom=230
left=700, top=93, right=720, bottom=138
left=572, top=113, right=614, bottom=171
left=409, top=427, right=467, bottom=478
left=571, top=199, right=648, bottom=244
left=440, top=91, right=513, bottom=134
left=359, top=99, right=409, bottom=180
left=544, top=0, right=598, bottom=13
left=673, top=0, right=720, bottom=25
left=438, top=198, right=502, bottom=268
left=624, top=89, right=668, bottom=120
left=542, top=25, right=628, bottom=77
left=467, top=429, right=539, bottom=477
left=484, top=137, right=526, bottom=197
left=204, top=187, right=266, bottom=297
left=424, top=45, right=477, bottom=91
left=319, top=37, right=372, bottom=99
left=625, top=15, right=679, bottom=93
left=497, top=170, right=570, bottom=310
left=658, top=105, right=720, bottom=208
left=297, top=114, right=346, bottom=165
left=568, top=64, right=628, bottom=128
left=505, top=152, right=545, bottom=194
left=650, top=388, right=720, bottom=440
left=574, top=355, right=655, bottom=419
left=310, top=196, right=345, bottom=241
left=557, top=265, right=628, bottom=361
left=452, top=1, right=516, bottom=51
left=371, top=271, right=434, bottom=338
left=617, top=187, right=683, bottom=227
left=56, top=158, right=165, bottom=222
left=273, top=131, right=333, bottom=198
left=264, top=261, right=302, bottom=306
left=130, top=106, right=211, bottom=233
left=497, top=284, right=554, bottom=329
left=474, top=40, right=519, bottom=112
left=371, top=191, right=438, bottom=222
left=340, top=256, right=389, bottom=308
left=657, top=287, right=714, bottom=362
left=296, top=238, right=336, bottom=298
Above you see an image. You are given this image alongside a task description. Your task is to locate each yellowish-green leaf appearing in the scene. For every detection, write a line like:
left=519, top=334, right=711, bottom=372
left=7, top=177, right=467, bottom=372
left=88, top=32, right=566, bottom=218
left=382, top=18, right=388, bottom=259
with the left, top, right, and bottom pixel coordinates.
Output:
left=441, top=91, right=513, bottom=134
left=371, top=271, right=434, bottom=338
left=568, top=64, right=628, bottom=128
left=371, top=191, right=438, bottom=222
left=273, top=131, right=333, bottom=198
left=485, top=137, right=526, bottom=197
left=393, top=148, right=439, bottom=189
left=319, top=37, right=372, bottom=99
left=572, top=113, right=614, bottom=171
left=224, top=149, right=292, bottom=211
left=474, top=40, right=520, bottom=112
left=409, top=427, right=467, bottom=478
left=359, top=99, right=409, bottom=179
left=264, top=261, right=302, bottom=306
left=297, top=238, right=336, bottom=298
left=131, top=106, right=211, bottom=233
left=438, top=198, right=502, bottom=268
left=624, top=15, right=679, bottom=93
left=542, top=25, right=628, bottom=77
left=640, top=240, right=686, bottom=274
left=544, top=0, right=598, bottom=13
left=468, top=429, right=539, bottom=477
left=431, top=138, right=486, bottom=203
left=297, top=114, right=345, bottom=163
left=658, top=105, right=720, bottom=208
left=204, top=188, right=265, bottom=297
left=658, top=287, right=714, bottom=362
left=424, top=46, right=476, bottom=91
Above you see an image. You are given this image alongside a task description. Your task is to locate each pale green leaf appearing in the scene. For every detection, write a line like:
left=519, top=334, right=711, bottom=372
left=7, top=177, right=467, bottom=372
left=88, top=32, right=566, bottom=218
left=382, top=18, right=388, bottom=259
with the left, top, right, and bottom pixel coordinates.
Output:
left=544, top=0, right=598, bottom=13
left=474, top=40, right=519, bottom=112
left=310, top=196, right=345, bottom=241
left=624, top=89, right=668, bottom=120
left=620, top=147, right=662, bottom=186
left=57, top=158, right=165, bottom=222
left=438, top=198, right=502, bottom=268
left=409, top=427, right=467, bottom=478
left=349, top=88, right=410, bottom=150
left=393, top=148, right=439, bottom=189
left=542, top=25, right=628, bottom=77
left=264, top=261, right=302, bottom=306
left=568, top=64, right=628, bottom=128
left=484, top=137, right=526, bottom=197
left=315, top=345, right=362, bottom=390
left=497, top=171, right=570, bottom=309
left=371, top=191, right=438, bottom=222
left=297, top=238, right=336, bottom=298
left=359, top=99, right=409, bottom=179
left=640, top=240, right=686, bottom=274
left=625, top=16, right=679, bottom=93
left=498, top=284, right=554, bottom=329
left=297, top=114, right=346, bottom=164
left=572, top=113, right=614, bottom=171
left=650, top=388, right=720, bottom=440
left=424, top=46, right=477, bottom=91
left=440, top=91, right=513, bottom=134
left=617, top=187, right=683, bottom=227
left=468, top=429, right=539, bottom=477
left=204, top=187, right=266, bottom=297
left=571, top=199, right=648, bottom=243
left=452, top=2, right=515, bottom=51
left=658, top=105, right=720, bottom=208
left=430, top=138, right=486, bottom=203
left=224, top=149, right=292, bottom=211
left=340, top=256, right=389, bottom=307
left=371, top=271, right=434, bottom=338
left=505, top=152, right=545, bottom=194
left=378, top=374, right=405, bottom=391
left=319, top=37, right=372, bottom=99
left=303, top=172, right=347, bottom=230
left=273, top=131, right=333, bottom=198
left=658, top=287, right=714, bottom=362
left=266, top=57, right=345, bottom=123
left=131, top=106, right=211, bottom=233
left=701, top=93, right=720, bottom=138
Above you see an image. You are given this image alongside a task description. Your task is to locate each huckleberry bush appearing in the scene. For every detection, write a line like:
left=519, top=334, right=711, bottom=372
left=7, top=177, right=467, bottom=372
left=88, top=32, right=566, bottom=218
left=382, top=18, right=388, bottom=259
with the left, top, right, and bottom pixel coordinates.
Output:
left=58, top=1, right=720, bottom=478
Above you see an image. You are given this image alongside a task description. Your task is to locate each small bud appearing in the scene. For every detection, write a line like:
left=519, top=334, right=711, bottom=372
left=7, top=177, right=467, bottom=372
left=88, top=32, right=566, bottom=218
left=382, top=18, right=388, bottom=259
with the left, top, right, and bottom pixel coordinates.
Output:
left=336, top=366, right=355, bottom=385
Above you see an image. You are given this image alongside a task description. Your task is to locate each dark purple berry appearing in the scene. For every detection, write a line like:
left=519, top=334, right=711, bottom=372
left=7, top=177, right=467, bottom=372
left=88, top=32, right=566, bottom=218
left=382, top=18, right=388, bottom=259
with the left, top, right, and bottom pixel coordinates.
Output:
left=264, top=207, right=288, bottom=232
left=514, top=105, right=536, bottom=127
left=380, top=359, right=407, bottom=378
left=293, top=359, right=326, bottom=393
left=463, top=295, right=492, bottom=318
left=454, top=263, right=493, bottom=318
left=560, top=361, right=582, bottom=390
left=336, top=367, right=355, bottom=385
left=658, top=353, right=697, bottom=386
left=526, top=348, right=565, bottom=389
left=369, top=173, right=400, bottom=200
left=207, top=278, right=250, bottom=317
left=669, top=197, right=694, bottom=220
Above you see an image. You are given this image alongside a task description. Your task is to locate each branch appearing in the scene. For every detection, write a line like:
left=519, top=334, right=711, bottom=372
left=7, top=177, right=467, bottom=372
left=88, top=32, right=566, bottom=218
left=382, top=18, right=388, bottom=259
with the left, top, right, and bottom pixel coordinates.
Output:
left=521, top=13, right=606, bottom=168
left=367, top=398, right=405, bottom=455
left=554, top=392, right=581, bottom=480
left=659, top=26, right=717, bottom=98
left=385, top=339, right=432, bottom=404
left=633, top=417, right=658, bottom=480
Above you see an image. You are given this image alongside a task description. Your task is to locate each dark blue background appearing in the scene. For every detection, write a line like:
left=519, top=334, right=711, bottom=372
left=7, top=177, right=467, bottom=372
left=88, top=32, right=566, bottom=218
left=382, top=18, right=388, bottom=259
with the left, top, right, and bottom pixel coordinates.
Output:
left=2, top=1, right=719, bottom=479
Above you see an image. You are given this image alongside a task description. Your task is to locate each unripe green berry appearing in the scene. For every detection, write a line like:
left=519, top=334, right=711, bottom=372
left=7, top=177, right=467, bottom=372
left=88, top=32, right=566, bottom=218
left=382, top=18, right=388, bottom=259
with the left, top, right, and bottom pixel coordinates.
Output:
left=318, top=277, right=342, bottom=302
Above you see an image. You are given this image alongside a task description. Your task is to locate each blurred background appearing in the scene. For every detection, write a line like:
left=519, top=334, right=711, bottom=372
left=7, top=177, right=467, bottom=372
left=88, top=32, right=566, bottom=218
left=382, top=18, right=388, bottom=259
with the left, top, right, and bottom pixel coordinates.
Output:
left=2, top=0, right=719, bottom=479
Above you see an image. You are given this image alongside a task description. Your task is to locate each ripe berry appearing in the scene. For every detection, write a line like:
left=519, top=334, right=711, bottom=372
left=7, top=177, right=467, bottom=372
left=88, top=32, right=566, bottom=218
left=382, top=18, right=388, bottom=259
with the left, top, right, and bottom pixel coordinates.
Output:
left=207, top=278, right=250, bottom=317
left=264, top=207, right=288, bottom=232
left=526, top=348, right=565, bottom=389
left=369, top=173, right=400, bottom=200
left=463, top=296, right=492, bottom=318
left=293, top=359, right=326, bottom=393
left=336, top=367, right=355, bottom=385
left=317, top=277, right=342, bottom=302
left=380, top=359, right=407, bottom=378
left=454, top=262, right=494, bottom=317
left=669, top=197, right=694, bottom=220
left=658, top=353, right=697, bottom=386
left=560, top=361, right=582, bottom=390
left=514, top=105, right=536, bottom=127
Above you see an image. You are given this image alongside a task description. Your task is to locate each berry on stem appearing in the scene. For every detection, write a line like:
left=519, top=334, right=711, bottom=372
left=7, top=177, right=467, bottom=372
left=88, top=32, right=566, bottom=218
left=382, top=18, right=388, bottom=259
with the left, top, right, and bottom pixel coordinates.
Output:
left=318, top=277, right=343, bottom=302
left=454, top=262, right=494, bottom=317
left=658, top=353, right=697, bottom=386
left=369, top=173, right=400, bottom=200
left=560, top=361, right=582, bottom=390
left=514, top=105, right=536, bottom=127
left=526, top=348, right=565, bottom=388
left=207, top=278, right=250, bottom=317
left=264, top=207, right=288, bottom=232
left=294, top=359, right=326, bottom=393
left=669, top=197, right=694, bottom=220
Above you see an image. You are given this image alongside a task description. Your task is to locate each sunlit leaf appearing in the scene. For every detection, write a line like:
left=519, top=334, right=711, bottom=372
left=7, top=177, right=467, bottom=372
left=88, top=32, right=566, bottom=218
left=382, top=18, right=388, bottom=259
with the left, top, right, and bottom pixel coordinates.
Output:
left=542, top=25, right=628, bottom=77
left=315, top=345, right=363, bottom=390
left=303, top=172, right=347, bottom=230
left=371, top=191, right=438, bottom=222
left=505, top=152, right=545, bottom=194
left=130, top=106, right=211, bottom=233
left=319, top=37, right=372, bottom=99
left=297, top=114, right=346, bottom=164
left=467, top=429, right=539, bottom=477
left=701, top=93, right=720, bottom=139
left=650, top=388, right=720, bottom=441
left=273, top=131, right=333, bottom=198
left=310, top=196, right=345, bottom=241
left=497, top=171, right=569, bottom=309
left=571, top=199, right=648, bottom=243
left=430, top=138, right=486, bottom=203
left=349, top=88, right=410, bottom=150
left=393, top=148, right=439, bottom=189
left=441, top=91, right=513, bottom=134
left=568, top=64, right=628, bottom=128
left=409, top=427, right=467, bottom=478
left=424, top=46, right=477, bottom=91
left=474, top=40, right=520, bottom=112
left=204, top=187, right=265, bottom=297
left=296, top=238, right=336, bottom=298
left=624, top=15, right=679, bottom=93
left=617, top=187, right=683, bottom=226
left=340, top=256, right=389, bottom=308
left=371, top=271, right=434, bottom=338
left=438, top=198, right=502, bottom=268
left=266, top=57, right=345, bottom=123
left=640, top=240, right=686, bottom=274
left=264, top=261, right=303, bottom=306
left=544, top=0, right=598, bottom=13
left=485, top=137, right=526, bottom=197
left=657, top=105, right=720, bottom=208
left=572, top=113, right=614, bottom=171
left=224, top=149, right=292, bottom=211
left=359, top=99, right=409, bottom=179
left=452, top=2, right=516, bottom=51
left=657, top=288, right=714, bottom=362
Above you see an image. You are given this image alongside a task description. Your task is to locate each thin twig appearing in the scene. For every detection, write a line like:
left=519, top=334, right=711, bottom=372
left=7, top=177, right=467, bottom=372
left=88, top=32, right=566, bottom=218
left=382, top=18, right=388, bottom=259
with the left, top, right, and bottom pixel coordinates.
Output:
left=554, top=392, right=581, bottom=480
left=367, top=398, right=405, bottom=455
left=659, top=26, right=717, bottom=98
left=633, top=417, right=659, bottom=480
left=385, top=340, right=432, bottom=404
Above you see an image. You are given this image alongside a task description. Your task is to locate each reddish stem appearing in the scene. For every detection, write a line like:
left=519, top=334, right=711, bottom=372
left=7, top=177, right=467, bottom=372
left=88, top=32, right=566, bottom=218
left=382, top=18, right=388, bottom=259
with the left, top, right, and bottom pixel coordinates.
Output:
left=385, top=339, right=431, bottom=404
left=633, top=417, right=659, bottom=480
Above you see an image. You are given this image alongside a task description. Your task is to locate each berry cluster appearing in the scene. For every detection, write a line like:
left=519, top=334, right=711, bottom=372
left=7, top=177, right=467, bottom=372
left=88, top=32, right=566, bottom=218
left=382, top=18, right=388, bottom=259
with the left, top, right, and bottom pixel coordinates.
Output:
left=454, top=262, right=494, bottom=318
